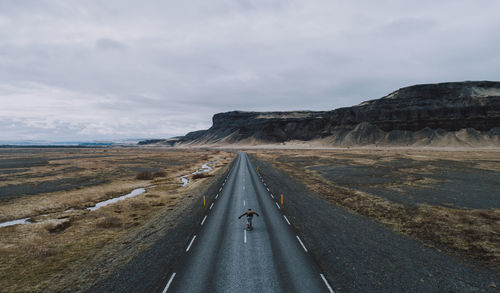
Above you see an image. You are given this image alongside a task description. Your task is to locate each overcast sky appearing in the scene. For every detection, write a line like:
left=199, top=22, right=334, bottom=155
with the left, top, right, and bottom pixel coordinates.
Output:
left=1, top=0, right=499, bottom=142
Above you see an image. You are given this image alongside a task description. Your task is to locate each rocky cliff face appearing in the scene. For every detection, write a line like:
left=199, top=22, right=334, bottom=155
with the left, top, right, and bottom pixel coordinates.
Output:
left=143, top=81, right=500, bottom=147
left=353, top=81, right=500, bottom=131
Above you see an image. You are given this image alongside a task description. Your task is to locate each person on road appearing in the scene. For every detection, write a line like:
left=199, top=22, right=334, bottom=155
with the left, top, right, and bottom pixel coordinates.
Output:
left=238, top=208, right=260, bottom=230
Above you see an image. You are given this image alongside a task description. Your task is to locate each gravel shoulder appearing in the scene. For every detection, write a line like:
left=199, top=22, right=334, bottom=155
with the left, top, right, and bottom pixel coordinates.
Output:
left=250, top=155, right=499, bottom=292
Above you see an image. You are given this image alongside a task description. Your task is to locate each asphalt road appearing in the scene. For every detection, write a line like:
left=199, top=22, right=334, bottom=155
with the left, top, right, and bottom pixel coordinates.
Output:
left=163, top=153, right=332, bottom=293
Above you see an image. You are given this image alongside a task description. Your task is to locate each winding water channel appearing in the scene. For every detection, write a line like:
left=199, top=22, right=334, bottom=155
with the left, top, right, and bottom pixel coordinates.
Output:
left=0, top=161, right=216, bottom=228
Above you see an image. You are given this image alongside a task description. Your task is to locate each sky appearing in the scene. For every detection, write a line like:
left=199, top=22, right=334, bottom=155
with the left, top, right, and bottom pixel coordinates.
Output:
left=1, top=0, right=499, bottom=142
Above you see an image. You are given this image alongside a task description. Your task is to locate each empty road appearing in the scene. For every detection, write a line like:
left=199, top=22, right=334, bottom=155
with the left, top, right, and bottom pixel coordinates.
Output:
left=163, top=153, right=332, bottom=293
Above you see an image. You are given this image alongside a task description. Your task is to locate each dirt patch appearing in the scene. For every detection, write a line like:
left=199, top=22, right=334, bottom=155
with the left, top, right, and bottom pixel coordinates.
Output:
left=311, top=158, right=500, bottom=208
left=0, top=176, right=109, bottom=199
left=0, top=157, right=49, bottom=169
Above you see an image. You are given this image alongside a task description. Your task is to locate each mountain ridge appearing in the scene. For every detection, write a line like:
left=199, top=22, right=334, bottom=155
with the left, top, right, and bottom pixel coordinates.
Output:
left=140, top=81, right=500, bottom=147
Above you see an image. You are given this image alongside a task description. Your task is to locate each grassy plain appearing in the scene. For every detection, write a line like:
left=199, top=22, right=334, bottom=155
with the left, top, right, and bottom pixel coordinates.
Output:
left=250, top=148, right=500, bottom=269
left=0, top=147, right=234, bottom=292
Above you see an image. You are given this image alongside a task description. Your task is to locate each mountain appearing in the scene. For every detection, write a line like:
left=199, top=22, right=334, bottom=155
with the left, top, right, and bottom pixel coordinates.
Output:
left=140, top=81, right=500, bottom=147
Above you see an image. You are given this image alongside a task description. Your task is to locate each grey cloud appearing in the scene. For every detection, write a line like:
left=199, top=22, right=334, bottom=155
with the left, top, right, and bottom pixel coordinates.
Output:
left=381, top=18, right=436, bottom=36
left=0, top=1, right=500, bottom=141
left=96, top=38, right=126, bottom=51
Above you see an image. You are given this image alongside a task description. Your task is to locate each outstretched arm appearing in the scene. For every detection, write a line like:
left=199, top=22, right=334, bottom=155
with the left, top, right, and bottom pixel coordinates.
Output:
left=238, top=212, right=246, bottom=219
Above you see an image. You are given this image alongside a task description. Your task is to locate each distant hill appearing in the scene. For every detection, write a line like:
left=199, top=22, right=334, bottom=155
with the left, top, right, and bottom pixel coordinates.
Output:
left=0, top=139, right=141, bottom=147
left=140, top=81, right=500, bottom=147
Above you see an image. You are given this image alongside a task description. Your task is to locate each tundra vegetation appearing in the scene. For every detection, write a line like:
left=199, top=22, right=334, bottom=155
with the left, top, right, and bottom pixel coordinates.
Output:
left=0, top=147, right=234, bottom=292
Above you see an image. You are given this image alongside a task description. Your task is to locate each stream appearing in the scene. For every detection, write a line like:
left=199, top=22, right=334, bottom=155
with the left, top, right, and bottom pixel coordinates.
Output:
left=1, top=161, right=215, bottom=228
left=180, top=161, right=214, bottom=186
left=87, top=187, right=146, bottom=211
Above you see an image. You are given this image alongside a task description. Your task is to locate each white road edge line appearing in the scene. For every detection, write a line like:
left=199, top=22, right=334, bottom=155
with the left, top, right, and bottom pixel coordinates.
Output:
left=296, top=236, right=308, bottom=252
left=162, top=272, right=176, bottom=293
left=209, top=203, right=214, bottom=210
left=283, top=215, right=290, bottom=225
left=320, top=274, right=334, bottom=293
left=186, top=235, right=197, bottom=252
left=201, top=215, right=207, bottom=225
left=244, top=229, right=247, bottom=243
left=275, top=202, right=281, bottom=209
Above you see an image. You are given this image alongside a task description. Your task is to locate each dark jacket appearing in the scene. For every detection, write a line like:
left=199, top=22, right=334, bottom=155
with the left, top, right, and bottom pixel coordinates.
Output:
left=238, top=211, right=260, bottom=219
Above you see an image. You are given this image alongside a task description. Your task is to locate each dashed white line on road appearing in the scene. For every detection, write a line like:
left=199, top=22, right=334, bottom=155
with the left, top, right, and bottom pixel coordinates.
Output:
left=243, top=186, right=245, bottom=190
left=215, top=193, right=219, bottom=199
left=243, top=200, right=246, bottom=206
left=201, top=215, right=207, bottom=225
left=266, top=187, right=269, bottom=191
left=270, top=194, right=274, bottom=199
left=320, top=274, right=334, bottom=293
left=219, top=187, right=222, bottom=192
left=209, top=203, right=214, bottom=210
left=244, top=229, right=247, bottom=243
left=275, top=202, right=281, bottom=209
left=283, top=215, right=290, bottom=225
left=296, top=236, right=308, bottom=252
left=162, top=272, right=176, bottom=293
left=186, top=235, right=197, bottom=252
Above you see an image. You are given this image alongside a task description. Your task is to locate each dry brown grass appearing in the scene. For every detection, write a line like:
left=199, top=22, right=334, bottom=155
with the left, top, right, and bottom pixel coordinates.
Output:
left=253, top=149, right=500, bottom=269
left=0, top=148, right=236, bottom=292
left=135, top=170, right=166, bottom=180
left=192, top=173, right=213, bottom=179
left=41, top=219, right=72, bottom=233
left=96, top=216, right=122, bottom=228
left=136, top=171, right=154, bottom=180
left=153, top=171, right=167, bottom=177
